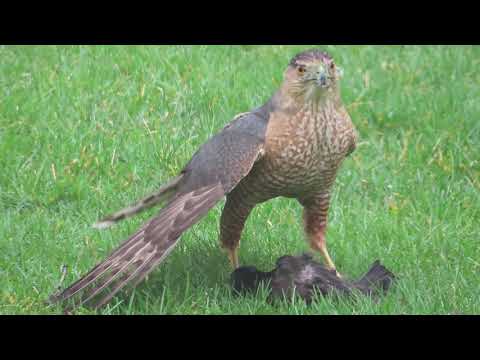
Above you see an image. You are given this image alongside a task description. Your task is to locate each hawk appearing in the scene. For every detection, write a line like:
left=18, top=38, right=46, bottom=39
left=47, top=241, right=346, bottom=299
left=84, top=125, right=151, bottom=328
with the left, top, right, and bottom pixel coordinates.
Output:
left=49, top=49, right=358, bottom=310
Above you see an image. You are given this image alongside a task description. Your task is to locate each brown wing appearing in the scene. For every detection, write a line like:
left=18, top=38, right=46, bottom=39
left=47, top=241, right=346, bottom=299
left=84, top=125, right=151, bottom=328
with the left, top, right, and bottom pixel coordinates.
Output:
left=49, top=110, right=269, bottom=311
left=178, top=110, right=269, bottom=193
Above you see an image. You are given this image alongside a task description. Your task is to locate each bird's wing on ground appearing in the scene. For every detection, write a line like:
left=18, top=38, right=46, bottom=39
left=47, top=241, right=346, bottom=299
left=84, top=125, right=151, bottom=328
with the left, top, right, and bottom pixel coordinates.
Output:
left=48, top=111, right=269, bottom=310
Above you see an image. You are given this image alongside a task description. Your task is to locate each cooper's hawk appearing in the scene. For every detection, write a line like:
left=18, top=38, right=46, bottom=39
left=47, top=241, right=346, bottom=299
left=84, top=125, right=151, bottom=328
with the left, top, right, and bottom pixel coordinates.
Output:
left=49, top=49, right=358, bottom=310
left=230, top=254, right=395, bottom=304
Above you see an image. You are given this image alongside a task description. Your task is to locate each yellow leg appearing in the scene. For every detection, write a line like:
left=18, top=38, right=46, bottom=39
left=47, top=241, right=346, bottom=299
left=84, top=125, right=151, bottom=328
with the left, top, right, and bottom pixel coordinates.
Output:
left=303, top=200, right=341, bottom=278
left=317, top=239, right=336, bottom=271
left=308, top=231, right=341, bottom=278
left=220, top=193, right=255, bottom=271
left=227, top=248, right=239, bottom=269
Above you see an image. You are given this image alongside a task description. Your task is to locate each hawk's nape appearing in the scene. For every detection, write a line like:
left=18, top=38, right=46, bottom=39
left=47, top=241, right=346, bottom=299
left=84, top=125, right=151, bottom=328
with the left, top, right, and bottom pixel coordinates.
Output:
left=48, top=183, right=224, bottom=310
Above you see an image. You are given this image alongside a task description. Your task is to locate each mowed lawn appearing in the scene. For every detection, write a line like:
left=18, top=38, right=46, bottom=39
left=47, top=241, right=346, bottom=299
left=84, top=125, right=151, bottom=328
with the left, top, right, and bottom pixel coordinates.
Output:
left=0, top=45, right=479, bottom=315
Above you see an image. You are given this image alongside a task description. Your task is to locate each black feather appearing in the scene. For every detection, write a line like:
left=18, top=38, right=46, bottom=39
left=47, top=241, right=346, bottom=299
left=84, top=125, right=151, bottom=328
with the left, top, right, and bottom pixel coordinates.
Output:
left=231, top=254, right=396, bottom=304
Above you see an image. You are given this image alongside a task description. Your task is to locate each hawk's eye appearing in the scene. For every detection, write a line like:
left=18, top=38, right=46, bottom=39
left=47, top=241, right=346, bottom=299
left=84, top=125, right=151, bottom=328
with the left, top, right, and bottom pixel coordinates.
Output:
left=297, top=66, right=306, bottom=75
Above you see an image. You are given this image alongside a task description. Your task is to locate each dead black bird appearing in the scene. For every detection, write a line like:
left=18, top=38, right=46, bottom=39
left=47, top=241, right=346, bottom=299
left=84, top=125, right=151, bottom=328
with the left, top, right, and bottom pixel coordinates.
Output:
left=231, top=254, right=395, bottom=304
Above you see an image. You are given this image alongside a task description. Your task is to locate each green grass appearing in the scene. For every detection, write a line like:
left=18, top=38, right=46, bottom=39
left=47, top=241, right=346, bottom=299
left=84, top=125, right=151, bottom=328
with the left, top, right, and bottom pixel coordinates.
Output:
left=1, top=45, right=479, bottom=315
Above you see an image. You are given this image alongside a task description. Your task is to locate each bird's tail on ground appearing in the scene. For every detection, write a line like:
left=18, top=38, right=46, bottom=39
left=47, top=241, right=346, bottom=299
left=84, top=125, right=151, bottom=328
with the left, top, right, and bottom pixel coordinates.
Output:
left=355, top=260, right=396, bottom=294
left=93, top=175, right=184, bottom=230
left=48, top=182, right=225, bottom=311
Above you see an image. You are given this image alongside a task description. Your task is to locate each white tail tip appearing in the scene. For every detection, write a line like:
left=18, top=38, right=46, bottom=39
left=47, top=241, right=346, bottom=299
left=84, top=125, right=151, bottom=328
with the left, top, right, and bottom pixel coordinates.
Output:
left=93, top=220, right=115, bottom=230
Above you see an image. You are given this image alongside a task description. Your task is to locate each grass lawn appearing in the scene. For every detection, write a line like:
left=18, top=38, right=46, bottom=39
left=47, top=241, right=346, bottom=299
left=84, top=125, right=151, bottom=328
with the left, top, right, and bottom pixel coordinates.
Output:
left=1, top=45, right=479, bottom=315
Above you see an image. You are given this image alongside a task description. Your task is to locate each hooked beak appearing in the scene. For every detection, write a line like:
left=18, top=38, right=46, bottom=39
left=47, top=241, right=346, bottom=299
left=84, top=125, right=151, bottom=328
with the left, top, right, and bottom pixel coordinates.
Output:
left=317, top=72, right=328, bottom=88
left=316, top=65, right=343, bottom=88
left=316, top=69, right=328, bottom=88
left=315, top=63, right=329, bottom=88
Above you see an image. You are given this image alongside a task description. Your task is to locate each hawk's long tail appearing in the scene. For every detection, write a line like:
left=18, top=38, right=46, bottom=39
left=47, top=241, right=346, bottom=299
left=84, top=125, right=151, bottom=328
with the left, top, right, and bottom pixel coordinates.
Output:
left=48, top=182, right=225, bottom=311
left=93, top=175, right=184, bottom=230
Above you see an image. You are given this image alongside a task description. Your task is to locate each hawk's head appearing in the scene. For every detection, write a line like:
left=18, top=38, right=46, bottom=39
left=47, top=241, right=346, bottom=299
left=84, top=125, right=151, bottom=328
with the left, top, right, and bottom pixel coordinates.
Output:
left=284, top=49, right=343, bottom=101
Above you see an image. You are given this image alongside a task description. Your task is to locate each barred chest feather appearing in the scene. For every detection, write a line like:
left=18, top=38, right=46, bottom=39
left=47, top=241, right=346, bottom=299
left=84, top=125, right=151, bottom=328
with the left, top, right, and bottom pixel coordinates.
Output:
left=258, top=102, right=355, bottom=195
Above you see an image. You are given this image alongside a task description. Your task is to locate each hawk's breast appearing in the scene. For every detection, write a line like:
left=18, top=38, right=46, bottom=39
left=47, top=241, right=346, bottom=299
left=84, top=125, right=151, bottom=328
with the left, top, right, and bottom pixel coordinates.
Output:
left=256, top=106, right=354, bottom=195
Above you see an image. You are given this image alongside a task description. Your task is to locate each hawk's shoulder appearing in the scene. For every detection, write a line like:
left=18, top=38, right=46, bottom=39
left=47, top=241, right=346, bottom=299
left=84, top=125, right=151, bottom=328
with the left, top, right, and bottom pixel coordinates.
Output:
left=180, top=107, right=270, bottom=194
